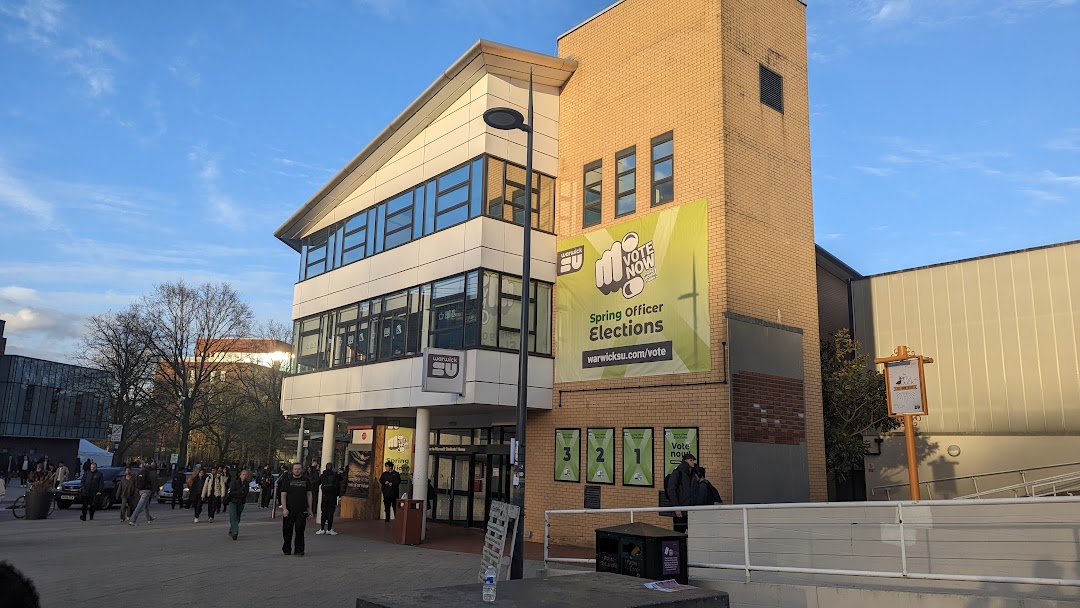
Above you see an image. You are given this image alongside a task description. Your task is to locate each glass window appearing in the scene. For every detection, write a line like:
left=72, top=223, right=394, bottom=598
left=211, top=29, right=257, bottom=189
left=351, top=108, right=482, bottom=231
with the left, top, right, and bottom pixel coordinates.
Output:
left=651, top=132, right=674, bottom=206
left=535, top=282, right=552, bottom=355
left=583, top=161, right=602, bottom=227
left=464, top=271, right=480, bottom=348
left=430, top=275, right=466, bottom=349
left=296, top=316, right=324, bottom=373
left=439, top=165, right=469, bottom=191
left=470, top=158, right=485, bottom=218
left=481, top=271, right=500, bottom=347
left=616, top=147, right=636, bottom=217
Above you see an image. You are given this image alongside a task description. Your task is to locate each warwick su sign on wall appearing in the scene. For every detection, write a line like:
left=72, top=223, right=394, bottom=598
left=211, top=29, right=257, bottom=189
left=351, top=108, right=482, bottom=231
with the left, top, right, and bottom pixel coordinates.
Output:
left=555, top=199, right=711, bottom=382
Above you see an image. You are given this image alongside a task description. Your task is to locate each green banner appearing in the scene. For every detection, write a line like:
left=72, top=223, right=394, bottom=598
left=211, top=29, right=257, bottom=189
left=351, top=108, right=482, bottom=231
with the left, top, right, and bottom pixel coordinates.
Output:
left=663, top=427, right=699, bottom=476
left=555, top=199, right=710, bottom=382
left=586, top=428, right=615, bottom=484
left=554, top=429, right=580, bottom=482
left=623, top=428, right=654, bottom=486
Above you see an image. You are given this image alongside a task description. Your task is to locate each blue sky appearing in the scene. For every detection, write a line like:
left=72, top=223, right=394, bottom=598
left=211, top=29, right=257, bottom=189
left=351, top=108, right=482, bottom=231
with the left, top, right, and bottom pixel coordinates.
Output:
left=0, top=0, right=1077, bottom=362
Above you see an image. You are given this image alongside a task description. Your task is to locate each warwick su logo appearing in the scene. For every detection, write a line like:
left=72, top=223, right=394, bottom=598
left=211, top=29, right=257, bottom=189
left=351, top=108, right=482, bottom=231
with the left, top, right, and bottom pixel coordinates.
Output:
left=427, top=353, right=460, bottom=379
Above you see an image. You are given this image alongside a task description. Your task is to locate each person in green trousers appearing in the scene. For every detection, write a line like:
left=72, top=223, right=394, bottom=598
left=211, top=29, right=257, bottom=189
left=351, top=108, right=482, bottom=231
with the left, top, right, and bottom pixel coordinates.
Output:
left=225, top=469, right=251, bottom=541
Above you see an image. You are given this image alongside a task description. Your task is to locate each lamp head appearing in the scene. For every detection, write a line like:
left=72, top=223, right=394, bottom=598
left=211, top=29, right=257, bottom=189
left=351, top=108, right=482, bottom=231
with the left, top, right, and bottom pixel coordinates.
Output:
left=483, top=107, right=526, bottom=131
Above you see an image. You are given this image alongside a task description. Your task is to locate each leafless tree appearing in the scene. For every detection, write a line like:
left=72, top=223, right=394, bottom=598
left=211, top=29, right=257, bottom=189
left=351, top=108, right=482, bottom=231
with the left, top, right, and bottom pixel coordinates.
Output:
left=142, top=280, right=253, bottom=468
left=74, top=304, right=158, bottom=465
left=229, top=320, right=292, bottom=466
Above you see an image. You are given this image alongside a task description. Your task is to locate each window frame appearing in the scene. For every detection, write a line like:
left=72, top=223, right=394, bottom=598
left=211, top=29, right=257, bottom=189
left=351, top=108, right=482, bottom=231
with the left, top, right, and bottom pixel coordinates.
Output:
left=615, top=146, right=637, bottom=218
left=650, top=131, right=674, bottom=207
left=583, top=159, right=603, bottom=227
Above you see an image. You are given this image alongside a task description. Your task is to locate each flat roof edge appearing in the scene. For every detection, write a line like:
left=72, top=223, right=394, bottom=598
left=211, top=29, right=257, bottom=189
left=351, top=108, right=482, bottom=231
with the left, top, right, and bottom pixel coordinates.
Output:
left=856, top=239, right=1080, bottom=280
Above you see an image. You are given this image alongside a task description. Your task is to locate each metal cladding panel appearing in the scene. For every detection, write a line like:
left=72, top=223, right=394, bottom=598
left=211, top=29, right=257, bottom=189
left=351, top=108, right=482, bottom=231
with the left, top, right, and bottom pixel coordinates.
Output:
left=852, top=242, right=1080, bottom=434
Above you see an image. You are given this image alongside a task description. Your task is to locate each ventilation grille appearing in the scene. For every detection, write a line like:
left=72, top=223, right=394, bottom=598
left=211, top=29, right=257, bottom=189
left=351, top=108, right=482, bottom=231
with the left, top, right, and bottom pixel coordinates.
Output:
left=760, top=64, right=784, bottom=114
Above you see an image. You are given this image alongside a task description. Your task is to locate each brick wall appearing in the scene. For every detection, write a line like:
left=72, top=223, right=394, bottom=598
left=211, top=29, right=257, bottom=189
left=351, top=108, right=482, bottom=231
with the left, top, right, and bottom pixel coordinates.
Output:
left=731, top=371, right=806, bottom=445
left=526, top=0, right=824, bottom=549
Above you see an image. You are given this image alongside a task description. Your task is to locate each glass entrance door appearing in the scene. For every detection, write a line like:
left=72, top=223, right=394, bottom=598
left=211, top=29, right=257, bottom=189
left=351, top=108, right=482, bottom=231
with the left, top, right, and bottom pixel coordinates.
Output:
left=471, top=458, right=488, bottom=527
left=432, top=454, right=473, bottom=525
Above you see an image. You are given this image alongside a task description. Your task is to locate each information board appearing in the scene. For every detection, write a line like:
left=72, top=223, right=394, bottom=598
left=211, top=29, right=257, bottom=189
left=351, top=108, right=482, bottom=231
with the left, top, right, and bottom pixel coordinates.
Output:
left=663, top=427, right=699, bottom=476
left=345, top=449, right=372, bottom=499
left=884, top=358, right=927, bottom=416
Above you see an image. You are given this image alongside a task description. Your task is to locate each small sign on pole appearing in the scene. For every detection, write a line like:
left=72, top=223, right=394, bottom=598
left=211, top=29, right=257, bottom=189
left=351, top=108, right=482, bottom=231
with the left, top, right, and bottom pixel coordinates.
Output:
left=110, top=424, right=124, bottom=443
left=876, top=346, right=934, bottom=501
left=170, top=453, right=179, bottom=465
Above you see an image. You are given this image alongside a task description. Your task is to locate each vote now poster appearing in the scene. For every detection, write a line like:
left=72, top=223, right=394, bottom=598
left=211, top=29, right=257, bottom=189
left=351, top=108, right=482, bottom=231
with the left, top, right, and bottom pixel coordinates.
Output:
left=555, top=199, right=710, bottom=382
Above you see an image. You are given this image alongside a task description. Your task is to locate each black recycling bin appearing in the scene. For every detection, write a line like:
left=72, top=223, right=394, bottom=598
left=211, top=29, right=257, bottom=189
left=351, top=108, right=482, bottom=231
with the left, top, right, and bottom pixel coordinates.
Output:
left=595, top=522, right=688, bottom=585
left=25, top=487, right=54, bottom=520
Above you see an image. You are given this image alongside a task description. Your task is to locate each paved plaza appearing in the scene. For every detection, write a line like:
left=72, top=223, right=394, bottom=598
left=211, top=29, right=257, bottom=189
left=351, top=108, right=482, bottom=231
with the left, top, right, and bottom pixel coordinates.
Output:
left=0, top=501, right=545, bottom=607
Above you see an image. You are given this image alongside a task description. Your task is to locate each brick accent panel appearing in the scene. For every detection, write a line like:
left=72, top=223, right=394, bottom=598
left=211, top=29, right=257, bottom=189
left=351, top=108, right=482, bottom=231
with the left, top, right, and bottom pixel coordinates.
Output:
left=732, top=371, right=806, bottom=445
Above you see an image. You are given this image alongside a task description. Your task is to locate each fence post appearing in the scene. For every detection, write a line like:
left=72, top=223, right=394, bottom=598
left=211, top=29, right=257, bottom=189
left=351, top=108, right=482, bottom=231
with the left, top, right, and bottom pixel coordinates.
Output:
left=630, top=510, right=635, bottom=523
left=742, top=507, right=751, bottom=582
left=544, top=511, right=550, bottom=565
left=972, top=478, right=980, bottom=497
left=897, top=503, right=907, bottom=577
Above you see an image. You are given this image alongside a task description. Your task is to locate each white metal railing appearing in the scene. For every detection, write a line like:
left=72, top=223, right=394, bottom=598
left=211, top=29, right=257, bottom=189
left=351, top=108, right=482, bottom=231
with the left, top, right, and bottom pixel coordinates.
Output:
left=1031, top=472, right=1080, bottom=497
left=956, top=469, right=1080, bottom=499
left=544, top=496, right=1080, bottom=588
left=871, top=460, right=1080, bottom=500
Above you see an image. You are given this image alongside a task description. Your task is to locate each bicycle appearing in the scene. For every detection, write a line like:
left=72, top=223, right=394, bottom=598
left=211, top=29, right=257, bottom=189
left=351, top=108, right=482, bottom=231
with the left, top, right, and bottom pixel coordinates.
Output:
left=9, top=492, right=57, bottom=519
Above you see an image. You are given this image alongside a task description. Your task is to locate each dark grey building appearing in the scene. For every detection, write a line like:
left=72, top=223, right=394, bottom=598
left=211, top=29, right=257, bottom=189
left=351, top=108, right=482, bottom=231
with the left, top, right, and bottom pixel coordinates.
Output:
left=0, top=323, right=110, bottom=471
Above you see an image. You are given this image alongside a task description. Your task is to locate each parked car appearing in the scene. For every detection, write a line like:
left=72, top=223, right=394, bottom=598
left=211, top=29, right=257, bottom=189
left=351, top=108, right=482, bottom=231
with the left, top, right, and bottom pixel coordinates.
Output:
left=56, top=467, right=126, bottom=510
left=158, top=473, right=193, bottom=506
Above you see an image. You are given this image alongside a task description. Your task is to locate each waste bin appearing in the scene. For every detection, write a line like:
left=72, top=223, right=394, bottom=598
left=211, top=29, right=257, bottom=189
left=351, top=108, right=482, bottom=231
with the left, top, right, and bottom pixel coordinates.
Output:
left=393, top=499, right=424, bottom=545
left=595, top=522, right=688, bottom=584
left=25, top=487, right=54, bottom=520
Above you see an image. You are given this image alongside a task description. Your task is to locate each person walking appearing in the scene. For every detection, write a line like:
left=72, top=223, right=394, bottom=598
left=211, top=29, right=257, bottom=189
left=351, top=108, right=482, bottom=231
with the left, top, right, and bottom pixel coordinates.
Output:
left=280, top=463, right=313, bottom=556
left=189, top=466, right=208, bottom=523
left=258, top=465, right=274, bottom=509
left=307, top=458, right=321, bottom=521
left=665, top=453, right=698, bottom=534
left=29, top=464, right=48, bottom=485
left=54, top=462, right=69, bottom=491
left=0, top=475, right=7, bottom=507
left=378, top=461, right=401, bottom=523
left=208, top=466, right=227, bottom=523
left=128, top=461, right=157, bottom=526
left=225, top=469, right=252, bottom=541
left=79, top=462, right=104, bottom=522
left=116, top=467, right=137, bottom=523
left=19, top=454, right=29, bottom=486
left=170, top=467, right=187, bottom=510
left=316, top=463, right=340, bottom=536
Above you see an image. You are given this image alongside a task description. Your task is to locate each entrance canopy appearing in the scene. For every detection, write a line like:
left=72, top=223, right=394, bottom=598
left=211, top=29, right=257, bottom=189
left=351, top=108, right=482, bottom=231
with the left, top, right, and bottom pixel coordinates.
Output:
left=78, top=439, right=111, bottom=465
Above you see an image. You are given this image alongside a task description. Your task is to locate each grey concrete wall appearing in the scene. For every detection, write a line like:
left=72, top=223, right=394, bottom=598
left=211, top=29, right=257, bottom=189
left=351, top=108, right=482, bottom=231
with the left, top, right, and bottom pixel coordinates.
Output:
left=687, top=500, right=1080, bottom=602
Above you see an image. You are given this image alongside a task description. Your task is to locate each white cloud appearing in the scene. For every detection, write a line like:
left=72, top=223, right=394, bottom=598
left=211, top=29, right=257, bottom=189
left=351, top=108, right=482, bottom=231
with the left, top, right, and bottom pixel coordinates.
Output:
left=355, top=0, right=408, bottom=18
left=854, top=166, right=896, bottom=177
left=1047, top=129, right=1080, bottom=152
left=822, top=232, right=846, bottom=240
left=868, top=0, right=912, bottom=24
left=188, top=144, right=248, bottom=227
left=0, top=161, right=54, bottom=222
left=1040, top=171, right=1080, bottom=188
left=0, top=0, right=124, bottom=99
left=0, top=286, right=39, bottom=301
left=1022, top=188, right=1066, bottom=204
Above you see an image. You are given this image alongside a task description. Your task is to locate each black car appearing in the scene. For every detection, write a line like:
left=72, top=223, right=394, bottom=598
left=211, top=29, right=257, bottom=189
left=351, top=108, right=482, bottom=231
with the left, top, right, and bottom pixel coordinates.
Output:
left=56, top=467, right=125, bottom=510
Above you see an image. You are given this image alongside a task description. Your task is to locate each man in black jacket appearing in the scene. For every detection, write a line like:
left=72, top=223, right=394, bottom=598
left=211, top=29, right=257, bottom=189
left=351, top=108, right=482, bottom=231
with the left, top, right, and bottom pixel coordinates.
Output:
left=665, top=453, right=697, bottom=534
left=307, top=458, right=321, bottom=521
left=316, top=463, right=340, bottom=536
left=80, top=462, right=104, bottom=521
left=170, top=467, right=187, bottom=509
left=378, top=461, right=401, bottom=523
left=259, top=465, right=274, bottom=508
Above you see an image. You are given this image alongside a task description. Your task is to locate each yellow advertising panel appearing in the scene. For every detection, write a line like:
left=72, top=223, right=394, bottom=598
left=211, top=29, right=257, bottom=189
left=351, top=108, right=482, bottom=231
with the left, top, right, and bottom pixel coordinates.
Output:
left=555, top=199, right=710, bottom=382
left=382, top=426, right=414, bottom=475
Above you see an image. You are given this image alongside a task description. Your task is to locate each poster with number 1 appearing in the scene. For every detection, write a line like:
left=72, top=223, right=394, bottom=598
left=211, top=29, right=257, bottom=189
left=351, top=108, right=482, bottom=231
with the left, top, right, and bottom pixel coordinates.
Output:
left=622, top=428, right=654, bottom=486
left=554, top=429, right=580, bottom=482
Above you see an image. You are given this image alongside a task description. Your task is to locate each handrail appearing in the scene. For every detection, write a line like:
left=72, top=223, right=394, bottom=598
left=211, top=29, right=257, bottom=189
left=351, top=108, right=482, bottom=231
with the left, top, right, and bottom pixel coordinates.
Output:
left=1031, top=472, right=1080, bottom=497
left=871, top=460, right=1080, bottom=498
left=544, top=496, right=1080, bottom=588
left=956, top=469, right=1080, bottom=499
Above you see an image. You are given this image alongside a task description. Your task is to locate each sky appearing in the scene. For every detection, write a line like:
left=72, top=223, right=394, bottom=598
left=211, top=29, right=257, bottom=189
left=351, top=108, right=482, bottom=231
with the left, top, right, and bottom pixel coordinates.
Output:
left=0, top=0, right=1077, bottom=363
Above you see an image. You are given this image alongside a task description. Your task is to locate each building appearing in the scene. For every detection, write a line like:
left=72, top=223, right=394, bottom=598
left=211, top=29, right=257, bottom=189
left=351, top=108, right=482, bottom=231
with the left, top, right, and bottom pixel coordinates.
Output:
left=275, top=0, right=825, bottom=540
left=0, top=322, right=111, bottom=471
left=848, top=241, right=1080, bottom=500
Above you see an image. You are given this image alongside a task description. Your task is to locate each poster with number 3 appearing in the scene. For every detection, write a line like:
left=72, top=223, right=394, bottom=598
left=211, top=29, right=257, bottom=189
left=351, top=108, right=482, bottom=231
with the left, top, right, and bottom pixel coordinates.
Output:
left=554, top=429, right=580, bottom=482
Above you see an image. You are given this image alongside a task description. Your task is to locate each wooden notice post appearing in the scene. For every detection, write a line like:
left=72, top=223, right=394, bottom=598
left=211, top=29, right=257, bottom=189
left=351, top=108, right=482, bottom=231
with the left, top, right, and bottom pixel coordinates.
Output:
left=875, top=346, right=934, bottom=501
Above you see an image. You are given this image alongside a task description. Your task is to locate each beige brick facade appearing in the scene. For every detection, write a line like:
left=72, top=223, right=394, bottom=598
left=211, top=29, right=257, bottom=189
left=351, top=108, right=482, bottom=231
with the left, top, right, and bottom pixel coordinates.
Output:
left=525, top=0, right=825, bottom=547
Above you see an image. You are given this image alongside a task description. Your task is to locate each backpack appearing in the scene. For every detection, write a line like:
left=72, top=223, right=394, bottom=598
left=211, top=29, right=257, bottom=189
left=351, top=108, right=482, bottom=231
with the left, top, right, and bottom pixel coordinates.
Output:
left=663, top=471, right=677, bottom=503
left=135, top=470, right=151, bottom=491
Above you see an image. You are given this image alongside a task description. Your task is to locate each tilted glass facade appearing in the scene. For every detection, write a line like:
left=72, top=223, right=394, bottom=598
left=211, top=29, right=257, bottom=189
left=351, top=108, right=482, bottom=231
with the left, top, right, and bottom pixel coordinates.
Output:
left=0, top=356, right=110, bottom=439
left=291, top=269, right=553, bottom=374
left=297, top=155, right=556, bottom=282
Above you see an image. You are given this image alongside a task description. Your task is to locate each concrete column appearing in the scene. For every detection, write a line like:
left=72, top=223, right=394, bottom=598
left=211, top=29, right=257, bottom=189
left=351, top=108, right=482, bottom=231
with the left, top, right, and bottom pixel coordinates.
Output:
left=412, top=407, right=431, bottom=541
left=316, top=414, right=336, bottom=523
left=295, top=416, right=305, bottom=464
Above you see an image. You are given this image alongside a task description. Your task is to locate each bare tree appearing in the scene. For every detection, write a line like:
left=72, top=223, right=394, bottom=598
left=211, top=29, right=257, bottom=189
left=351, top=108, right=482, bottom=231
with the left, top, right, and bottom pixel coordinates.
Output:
left=229, top=320, right=291, bottom=466
left=75, top=305, right=158, bottom=465
left=143, top=280, right=253, bottom=468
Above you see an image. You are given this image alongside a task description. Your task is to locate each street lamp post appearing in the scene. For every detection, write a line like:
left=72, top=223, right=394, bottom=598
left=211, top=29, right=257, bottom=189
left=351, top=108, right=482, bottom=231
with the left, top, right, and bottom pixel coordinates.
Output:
left=483, top=69, right=533, bottom=581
